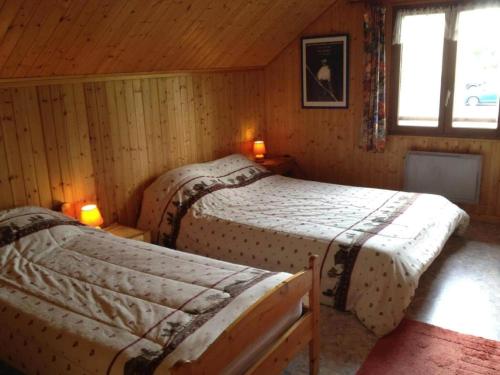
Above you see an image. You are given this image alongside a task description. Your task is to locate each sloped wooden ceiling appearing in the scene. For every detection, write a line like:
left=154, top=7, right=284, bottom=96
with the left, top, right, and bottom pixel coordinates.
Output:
left=0, top=0, right=336, bottom=78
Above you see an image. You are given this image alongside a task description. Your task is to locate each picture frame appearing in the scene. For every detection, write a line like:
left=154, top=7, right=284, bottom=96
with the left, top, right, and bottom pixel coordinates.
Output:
left=301, top=34, right=349, bottom=109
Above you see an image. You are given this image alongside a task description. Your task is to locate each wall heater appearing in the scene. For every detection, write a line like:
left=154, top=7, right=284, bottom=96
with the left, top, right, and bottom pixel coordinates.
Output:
left=404, top=151, right=482, bottom=204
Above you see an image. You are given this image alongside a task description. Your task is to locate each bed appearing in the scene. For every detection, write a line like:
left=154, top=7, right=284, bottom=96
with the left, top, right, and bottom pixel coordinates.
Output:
left=138, top=154, right=469, bottom=336
left=0, top=206, right=320, bottom=375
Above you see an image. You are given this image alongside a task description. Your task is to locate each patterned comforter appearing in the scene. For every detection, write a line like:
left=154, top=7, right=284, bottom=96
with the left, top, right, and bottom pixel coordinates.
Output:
left=0, top=206, right=291, bottom=374
left=138, top=154, right=470, bottom=336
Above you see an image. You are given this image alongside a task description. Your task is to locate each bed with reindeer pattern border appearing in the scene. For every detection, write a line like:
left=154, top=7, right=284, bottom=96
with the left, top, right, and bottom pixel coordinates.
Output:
left=0, top=206, right=319, bottom=375
left=138, top=154, right=469, bottom=336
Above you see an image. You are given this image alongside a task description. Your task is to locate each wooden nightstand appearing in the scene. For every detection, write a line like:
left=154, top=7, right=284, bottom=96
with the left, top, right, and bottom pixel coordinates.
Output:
left=258, top=156, right=300, bottom=177
left=103, top=223, right=151, bottom=243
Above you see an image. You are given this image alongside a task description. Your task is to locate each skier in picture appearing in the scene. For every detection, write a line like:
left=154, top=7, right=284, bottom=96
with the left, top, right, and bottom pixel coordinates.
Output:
left=317, top=59, right=334, bottom=94
left=307, top=58, right=337, bottom=101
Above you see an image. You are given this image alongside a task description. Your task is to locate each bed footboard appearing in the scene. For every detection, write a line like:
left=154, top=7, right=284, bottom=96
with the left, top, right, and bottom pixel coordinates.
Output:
left=171, top=255, right=321, bottom=375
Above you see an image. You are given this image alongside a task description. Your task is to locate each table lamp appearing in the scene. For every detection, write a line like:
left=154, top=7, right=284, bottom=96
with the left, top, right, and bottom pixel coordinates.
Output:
left=253, top=140, right=266, bottom=161
left=79, top=204, right=104, bottom=228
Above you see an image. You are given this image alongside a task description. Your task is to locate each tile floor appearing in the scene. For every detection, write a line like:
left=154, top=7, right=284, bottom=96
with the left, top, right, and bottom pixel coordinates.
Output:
left=285, top=221, right=500, bottom=374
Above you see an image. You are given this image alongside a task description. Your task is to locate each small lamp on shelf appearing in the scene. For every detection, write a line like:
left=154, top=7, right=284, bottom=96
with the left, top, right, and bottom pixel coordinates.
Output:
left=253, top=140, right=266, bottom=162
left=79, top=204, right=104, bottom=228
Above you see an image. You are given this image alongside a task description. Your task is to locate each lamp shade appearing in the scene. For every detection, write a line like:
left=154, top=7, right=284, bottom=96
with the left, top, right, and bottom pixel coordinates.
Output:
left=79, top=204, right=104, bottom=227
left=253, top=140, right=266, bottom=159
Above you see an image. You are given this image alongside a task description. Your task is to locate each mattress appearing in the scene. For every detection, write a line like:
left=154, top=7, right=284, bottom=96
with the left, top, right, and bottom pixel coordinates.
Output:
left=138, top=154, right=470, bottom=336
left=0, top=206, right=297, bottom=374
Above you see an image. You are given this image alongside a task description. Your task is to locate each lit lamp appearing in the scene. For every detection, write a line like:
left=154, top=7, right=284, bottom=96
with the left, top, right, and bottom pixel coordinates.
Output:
left=79, top=204, right=104, bottom=228
left=253, top=140, right=266, bottom=161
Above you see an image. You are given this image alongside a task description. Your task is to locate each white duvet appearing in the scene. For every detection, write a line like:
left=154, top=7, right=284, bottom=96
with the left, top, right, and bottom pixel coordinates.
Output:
left=138, top=154, right=469, bottom=336
left=0, top=206, right=291, bottom=374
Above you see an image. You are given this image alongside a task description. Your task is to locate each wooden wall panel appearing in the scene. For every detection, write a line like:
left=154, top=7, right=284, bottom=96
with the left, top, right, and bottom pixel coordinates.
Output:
left=0, top=84, right=97, bottom=212
left=0, top=0, right=335, bottom=78
left=84, top=71, right=266, bottom=225
left=264, top=0, right=500, bottom=223
left=0, top=70, right=265, bottom=226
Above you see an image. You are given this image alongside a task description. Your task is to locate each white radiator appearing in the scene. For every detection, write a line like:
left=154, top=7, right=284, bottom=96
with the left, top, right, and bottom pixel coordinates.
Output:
left=404, top=151, right=482, bottom=204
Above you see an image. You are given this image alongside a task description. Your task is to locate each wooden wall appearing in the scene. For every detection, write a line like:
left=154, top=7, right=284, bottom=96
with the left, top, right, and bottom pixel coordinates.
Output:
left=1, top=0, right=499, bottom=225
left=0, top=85, right=96, bottom=212
left=0, top=70, right=265, bottom=225
left=264, top=0, right=500, bottom=222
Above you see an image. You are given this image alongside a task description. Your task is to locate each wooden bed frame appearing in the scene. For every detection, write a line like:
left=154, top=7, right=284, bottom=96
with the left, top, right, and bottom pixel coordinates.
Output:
left=171, top=255, right=321, bottom=375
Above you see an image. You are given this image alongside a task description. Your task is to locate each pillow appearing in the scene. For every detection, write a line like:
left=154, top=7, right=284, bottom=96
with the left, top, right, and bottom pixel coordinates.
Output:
left=0, top=206, right=81, bottom=246
left=137, top=154, right=270, bottom=246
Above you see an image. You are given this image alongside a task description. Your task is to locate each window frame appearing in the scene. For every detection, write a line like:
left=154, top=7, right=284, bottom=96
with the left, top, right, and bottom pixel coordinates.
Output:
left=388, top=3, right=500, bottom=139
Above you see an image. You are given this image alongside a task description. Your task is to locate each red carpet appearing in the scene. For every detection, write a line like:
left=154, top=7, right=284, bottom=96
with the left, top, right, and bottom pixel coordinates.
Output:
left=357, top=319, right=500, bottom=375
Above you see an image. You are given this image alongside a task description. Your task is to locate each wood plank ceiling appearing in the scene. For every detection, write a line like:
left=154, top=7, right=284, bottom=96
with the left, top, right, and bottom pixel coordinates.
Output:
left=0, top=0, right=336, bottom=78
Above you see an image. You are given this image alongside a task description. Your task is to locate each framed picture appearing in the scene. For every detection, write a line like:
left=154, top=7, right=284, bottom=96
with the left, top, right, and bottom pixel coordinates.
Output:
left=301, top=34, right=348, bottom=108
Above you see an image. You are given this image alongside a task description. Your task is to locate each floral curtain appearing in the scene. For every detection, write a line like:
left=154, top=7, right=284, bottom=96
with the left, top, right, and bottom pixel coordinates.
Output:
left=361, top=5, right=386, bottom=152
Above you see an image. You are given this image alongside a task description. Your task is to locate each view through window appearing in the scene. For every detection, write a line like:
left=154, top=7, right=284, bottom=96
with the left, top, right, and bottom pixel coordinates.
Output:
left=398, top=12, right=445, bottom=127
left=452, top=7, right=500, bottom=129
left=392, top=4, right=500, bottom=137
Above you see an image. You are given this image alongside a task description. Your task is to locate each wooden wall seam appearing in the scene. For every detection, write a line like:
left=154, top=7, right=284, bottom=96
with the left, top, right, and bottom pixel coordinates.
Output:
left=0, top=66, right=264, bottom=89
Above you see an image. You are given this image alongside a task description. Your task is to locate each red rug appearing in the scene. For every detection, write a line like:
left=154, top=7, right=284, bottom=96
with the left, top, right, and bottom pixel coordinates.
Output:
left=357, top=319, right=500, bottom=375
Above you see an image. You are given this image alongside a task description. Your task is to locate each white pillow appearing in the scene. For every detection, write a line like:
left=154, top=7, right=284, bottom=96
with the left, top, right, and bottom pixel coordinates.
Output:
left=137, top=154, right=269, bottom=246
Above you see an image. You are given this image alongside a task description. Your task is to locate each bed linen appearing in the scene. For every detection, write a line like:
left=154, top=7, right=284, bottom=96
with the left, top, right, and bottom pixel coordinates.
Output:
left=138, top=154, right=470, bottom=336
left=0, top=206, right=295, bottom=375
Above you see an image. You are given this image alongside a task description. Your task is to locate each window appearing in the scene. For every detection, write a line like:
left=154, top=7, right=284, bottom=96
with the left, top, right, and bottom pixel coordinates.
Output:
left=390, top=3, right=500, bottom=138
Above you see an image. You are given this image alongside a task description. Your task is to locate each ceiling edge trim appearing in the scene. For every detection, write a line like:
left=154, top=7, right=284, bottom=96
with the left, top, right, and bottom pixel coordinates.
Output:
left=0, top=66, right=264, bottom=88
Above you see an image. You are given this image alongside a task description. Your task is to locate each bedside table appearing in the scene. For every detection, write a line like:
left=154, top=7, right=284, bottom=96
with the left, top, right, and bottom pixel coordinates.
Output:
left=103, top=223, right=151, bottom=243
left=258, top=156, right=299, bottom=177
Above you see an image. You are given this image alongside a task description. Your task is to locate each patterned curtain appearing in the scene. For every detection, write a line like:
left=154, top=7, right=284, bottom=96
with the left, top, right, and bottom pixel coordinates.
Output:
left=361, top=5, right=386, bottom=152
